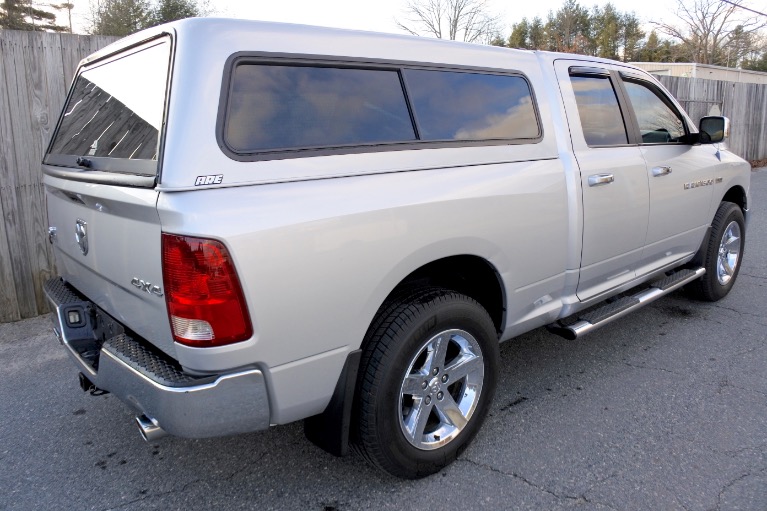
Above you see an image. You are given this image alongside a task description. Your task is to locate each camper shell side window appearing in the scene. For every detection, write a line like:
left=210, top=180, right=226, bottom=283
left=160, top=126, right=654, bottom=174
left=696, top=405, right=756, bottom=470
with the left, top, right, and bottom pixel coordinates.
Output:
left=217, top=54, right=543, bottom=162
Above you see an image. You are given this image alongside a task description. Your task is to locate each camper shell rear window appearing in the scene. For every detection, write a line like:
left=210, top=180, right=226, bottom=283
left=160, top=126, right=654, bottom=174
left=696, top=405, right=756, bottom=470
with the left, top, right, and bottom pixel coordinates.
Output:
left=219, top=55, right=542, bottom=161
left=45, top=37, right=171, bottom=176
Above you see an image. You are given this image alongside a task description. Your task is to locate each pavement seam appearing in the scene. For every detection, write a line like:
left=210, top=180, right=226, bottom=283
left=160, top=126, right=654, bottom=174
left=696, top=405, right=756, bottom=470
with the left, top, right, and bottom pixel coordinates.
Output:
left=592, top=355, right=685, bottom=378
left=708, top=303, right=767, bottom=327
left=459, top=457, right=620, bottom=510
left=100, top=478, right=203, bottom=511
left=740, top=272, right=767, bottom=281
left=714, top=465, right=767, bottom=511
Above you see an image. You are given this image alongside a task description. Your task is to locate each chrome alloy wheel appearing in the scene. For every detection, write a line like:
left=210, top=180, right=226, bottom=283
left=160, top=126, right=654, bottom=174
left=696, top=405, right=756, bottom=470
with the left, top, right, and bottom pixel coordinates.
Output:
left=398, top=329, right=484, bottom=450
left=717, top=220, right=741, bottom=285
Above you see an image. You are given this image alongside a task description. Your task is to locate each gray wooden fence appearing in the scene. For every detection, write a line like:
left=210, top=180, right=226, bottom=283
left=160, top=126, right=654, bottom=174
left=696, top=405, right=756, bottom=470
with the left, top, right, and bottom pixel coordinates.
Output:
left=0, top=30, right=119, bottom=323
left=656, top=75, right=767, bottom=162
left=0, top=31, right=766, bottom=322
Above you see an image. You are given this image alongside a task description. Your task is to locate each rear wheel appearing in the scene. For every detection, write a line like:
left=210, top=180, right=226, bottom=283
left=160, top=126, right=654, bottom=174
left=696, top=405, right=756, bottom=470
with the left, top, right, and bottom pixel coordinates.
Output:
left=688, top=201, right=745, bottom=301
left=354, top=288, right=498, bottom=479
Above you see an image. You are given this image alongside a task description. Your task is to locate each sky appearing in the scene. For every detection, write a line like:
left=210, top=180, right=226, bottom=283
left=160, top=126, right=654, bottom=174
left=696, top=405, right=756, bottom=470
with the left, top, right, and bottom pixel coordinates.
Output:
left=64, top=0, right=767, bottom=37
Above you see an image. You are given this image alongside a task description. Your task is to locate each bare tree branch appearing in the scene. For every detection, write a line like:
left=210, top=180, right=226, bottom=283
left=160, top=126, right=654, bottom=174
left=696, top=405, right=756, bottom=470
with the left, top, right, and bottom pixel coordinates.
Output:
left=651, top=0, right=767, bottom=65
left=396, top=0, right=500, bottom=43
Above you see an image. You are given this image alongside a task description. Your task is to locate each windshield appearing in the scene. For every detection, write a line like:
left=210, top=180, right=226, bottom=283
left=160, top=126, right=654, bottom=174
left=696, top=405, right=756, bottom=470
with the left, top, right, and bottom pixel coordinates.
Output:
left=46, top=38, right=170, bottom=175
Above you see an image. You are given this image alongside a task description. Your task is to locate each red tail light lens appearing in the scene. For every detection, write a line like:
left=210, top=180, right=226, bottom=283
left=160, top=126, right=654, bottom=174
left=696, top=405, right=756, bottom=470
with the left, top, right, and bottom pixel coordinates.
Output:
left=161, top=234, right=253, bottom=347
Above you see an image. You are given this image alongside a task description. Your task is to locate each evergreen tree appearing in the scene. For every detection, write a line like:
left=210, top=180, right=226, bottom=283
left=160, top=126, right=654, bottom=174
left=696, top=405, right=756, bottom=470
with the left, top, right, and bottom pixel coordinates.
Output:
left=528, top=17, right=546, bottom=50
left=619, top=12, right=644, bottom=62
left=508, top=18, right=530, bottom=49
left=89, top=0, right=152, bottom=36
left=742, top=51, right=767, bottom=71
left=0, top=0, right=66, bottom=31
left=488, top=34, right=507, bottom=47
left=593, top=3, right=620, bottom=59
left=89, top=0, right=208, bottom=36
left=150, top=0, right=200, bottom=26
left=52, top=3, right=75, bottom=33
left=546, top=0, right=590, bottom=53
left=638, top=30, right=661, bottom=61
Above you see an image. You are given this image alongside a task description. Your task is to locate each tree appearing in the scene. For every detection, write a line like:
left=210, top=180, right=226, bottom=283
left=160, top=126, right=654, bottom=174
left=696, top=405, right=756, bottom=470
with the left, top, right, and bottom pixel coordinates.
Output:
left=652, top=0, right=767, bottom=65
left=547, top=0, right=591, bottom=54
left=0, top=0, right=66, bottom=31
left=619, top=12, right=644, bottom=62
left=742, top=51, right=767, bottom=71
left=508, top=18, right=529, bottom=48
left=150, top=0, right=204, bottom=26
left=638, top=30, right=661, bottom=61
left=528, top=16, right=546, bottom=50
left=396, top=0, right=500, bottom=43
left=89, top=0, right=151, bottom=36
left=89, top=0, right=208, bottom=36
left=52, top=3, right=75, bottom=33
left=592, top=3, right=621, bottom=59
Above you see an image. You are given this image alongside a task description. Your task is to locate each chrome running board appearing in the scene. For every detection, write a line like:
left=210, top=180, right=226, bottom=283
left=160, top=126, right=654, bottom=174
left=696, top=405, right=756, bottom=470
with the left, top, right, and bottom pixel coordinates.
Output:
left=547, top=267, right=706, bottom=340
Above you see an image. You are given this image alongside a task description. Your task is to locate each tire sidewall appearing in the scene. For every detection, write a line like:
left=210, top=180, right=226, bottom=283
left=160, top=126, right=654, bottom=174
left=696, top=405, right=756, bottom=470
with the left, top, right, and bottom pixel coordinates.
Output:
left=371, top=296, right=498, bottom=477
left=704, top=203, right=745, bottom=301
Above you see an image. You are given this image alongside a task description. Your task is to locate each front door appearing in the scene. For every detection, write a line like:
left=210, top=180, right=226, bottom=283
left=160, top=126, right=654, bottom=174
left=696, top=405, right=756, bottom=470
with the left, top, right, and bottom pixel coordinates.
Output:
left=617, top=75, right=715, bottom=274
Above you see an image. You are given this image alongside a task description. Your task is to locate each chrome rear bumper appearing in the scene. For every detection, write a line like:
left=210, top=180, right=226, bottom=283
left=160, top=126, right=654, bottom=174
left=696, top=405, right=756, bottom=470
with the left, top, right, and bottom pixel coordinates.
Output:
left=44, top=278, right=271, bottom=439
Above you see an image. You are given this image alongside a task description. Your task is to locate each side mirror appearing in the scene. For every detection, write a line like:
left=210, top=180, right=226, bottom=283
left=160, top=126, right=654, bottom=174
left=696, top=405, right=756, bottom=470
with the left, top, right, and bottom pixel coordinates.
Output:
left=699, top=116, right=729, bottom=144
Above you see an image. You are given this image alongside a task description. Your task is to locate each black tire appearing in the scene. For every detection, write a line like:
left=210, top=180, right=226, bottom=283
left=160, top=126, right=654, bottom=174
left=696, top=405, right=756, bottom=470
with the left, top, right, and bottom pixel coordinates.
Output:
left=353, top=287, right=499, bottom=479
left=687, top=201, right=745, bottom=301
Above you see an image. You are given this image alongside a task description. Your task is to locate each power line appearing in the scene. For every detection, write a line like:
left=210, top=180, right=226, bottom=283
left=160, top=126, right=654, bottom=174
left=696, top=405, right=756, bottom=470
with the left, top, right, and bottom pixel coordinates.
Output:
left=719, top=0, right=767, bottom=17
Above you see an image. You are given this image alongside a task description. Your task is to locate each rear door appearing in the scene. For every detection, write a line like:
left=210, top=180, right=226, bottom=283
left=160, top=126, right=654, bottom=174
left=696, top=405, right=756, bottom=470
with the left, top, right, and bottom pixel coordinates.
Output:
left=43, top=35, right=176, bottom=357
left=554, top=60, right=649, bottom=301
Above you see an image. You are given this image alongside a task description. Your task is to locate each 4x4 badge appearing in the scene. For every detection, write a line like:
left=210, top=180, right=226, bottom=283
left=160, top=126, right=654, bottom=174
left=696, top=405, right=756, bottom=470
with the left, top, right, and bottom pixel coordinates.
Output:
left=75, top=219, right=88, bottom=255
left=130, top=278, right=163, bottom=297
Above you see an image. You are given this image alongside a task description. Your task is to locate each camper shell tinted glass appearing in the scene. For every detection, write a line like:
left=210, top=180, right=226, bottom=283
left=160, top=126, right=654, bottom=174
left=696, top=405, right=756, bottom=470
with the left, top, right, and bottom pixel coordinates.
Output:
left=219, top=55, right=542, bottom=161
left=225, top=65, right=416, bottom=152
left=403, top=69, right=539, bottom=141
left=45, top=37, right=171, bottom=176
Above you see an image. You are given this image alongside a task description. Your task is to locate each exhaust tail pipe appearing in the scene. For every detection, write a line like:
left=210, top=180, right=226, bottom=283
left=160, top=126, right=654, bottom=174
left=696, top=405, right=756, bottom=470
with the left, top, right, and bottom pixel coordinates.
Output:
left=135, top=414, right=167, bottom=442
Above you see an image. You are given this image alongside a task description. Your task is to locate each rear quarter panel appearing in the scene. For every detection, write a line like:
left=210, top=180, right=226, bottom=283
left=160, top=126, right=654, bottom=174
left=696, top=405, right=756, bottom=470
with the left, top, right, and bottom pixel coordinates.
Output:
left=157, top=153, right=568, bottom=423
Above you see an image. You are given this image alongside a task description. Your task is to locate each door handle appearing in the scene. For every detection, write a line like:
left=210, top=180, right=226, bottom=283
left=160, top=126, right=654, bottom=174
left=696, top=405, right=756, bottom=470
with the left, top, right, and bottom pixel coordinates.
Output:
left=652, top=166, right=672, bottom=177
left=588, top=173, right=614, bottom=187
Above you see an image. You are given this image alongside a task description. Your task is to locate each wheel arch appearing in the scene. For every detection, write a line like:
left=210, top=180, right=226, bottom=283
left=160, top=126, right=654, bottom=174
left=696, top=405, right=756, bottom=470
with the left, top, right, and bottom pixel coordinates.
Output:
left=721, top=185, right=748, bottom=212
left=304, top=253, right=506, bottom=457
left=691, top=186, right=748, bottom=268
left=377, top=254, right=506, bottom=336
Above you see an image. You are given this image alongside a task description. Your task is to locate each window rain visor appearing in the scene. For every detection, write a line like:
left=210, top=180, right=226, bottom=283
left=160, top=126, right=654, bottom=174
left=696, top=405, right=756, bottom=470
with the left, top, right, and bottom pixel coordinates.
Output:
left=46, top=39, right=170, bottom=175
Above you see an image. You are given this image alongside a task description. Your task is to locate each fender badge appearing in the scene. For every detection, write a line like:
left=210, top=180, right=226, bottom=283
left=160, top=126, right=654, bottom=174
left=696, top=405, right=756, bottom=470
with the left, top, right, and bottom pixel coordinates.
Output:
left=684, top=179, right=714, bottom=190
left=75, top=219, right=88, bottom=255
left=195, top=174, right=224, bottom=186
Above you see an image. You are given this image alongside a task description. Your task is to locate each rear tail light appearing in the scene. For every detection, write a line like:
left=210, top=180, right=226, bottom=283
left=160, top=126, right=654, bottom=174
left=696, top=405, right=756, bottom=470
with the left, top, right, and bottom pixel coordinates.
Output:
left=161, top=234, right=253, bottom=347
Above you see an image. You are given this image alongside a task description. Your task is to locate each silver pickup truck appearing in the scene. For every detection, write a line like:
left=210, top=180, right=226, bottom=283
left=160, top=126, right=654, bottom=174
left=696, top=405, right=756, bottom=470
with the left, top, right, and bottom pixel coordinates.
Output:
left=43, top=18, right=751, bottom=478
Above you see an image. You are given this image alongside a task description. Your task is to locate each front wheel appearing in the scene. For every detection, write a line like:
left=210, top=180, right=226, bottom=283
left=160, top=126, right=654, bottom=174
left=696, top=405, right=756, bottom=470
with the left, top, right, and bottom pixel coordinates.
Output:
left=354, top=288, right=499, bottom=479
left=688, top=201, right=745, bottom=301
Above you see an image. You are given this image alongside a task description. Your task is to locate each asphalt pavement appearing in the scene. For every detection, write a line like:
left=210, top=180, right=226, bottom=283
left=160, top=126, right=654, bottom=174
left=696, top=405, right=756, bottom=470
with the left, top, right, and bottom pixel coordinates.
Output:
left=2, top=171, right=765, bottom=511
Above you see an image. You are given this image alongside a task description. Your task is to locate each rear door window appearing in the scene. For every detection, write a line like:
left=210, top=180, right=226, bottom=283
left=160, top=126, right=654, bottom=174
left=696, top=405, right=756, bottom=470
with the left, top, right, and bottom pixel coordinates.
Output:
left=570, top=74, right=628, bottom=146
left=45, top=38, right=171, bottom=175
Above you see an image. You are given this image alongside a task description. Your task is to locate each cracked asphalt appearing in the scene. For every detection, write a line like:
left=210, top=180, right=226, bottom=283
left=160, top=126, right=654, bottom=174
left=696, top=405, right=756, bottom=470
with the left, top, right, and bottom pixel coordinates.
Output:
left=2, top=170, right=766, bottom=511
